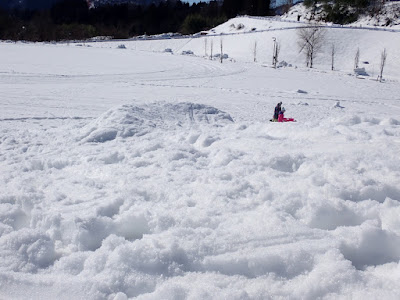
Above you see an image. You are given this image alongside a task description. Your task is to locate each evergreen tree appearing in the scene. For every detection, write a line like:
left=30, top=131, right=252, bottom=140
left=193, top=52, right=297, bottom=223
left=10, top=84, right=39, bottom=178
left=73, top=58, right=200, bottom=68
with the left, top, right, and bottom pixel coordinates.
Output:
left=222, top=0, right=245, bottom=18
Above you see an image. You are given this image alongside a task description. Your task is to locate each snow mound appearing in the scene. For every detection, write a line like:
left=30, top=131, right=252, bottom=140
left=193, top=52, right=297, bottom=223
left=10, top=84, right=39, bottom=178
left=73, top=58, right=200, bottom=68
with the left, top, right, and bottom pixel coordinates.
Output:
left=338, top=221, right=400, bottom=270
left=79, top=102, right=234, bottom=143
left=0, top=229, right=58, bottom=272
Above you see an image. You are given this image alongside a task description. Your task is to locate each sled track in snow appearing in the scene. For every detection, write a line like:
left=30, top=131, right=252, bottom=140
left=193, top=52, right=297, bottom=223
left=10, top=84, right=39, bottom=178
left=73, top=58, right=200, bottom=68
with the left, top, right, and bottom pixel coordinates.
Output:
left=0, top=56, right=246, bottom=85
left=0, top=116, right=92, bottom=122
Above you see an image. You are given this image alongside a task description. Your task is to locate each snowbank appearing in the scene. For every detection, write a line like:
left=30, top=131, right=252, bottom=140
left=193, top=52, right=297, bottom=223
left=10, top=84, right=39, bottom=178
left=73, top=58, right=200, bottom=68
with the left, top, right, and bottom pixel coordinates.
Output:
left=79, top=102, right=234, bottom=143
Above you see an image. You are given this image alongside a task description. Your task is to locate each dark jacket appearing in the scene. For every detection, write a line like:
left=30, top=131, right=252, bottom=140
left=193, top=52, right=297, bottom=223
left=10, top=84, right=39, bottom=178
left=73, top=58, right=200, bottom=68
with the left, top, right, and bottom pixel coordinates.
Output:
left=273, top=104, right=281, bottom=119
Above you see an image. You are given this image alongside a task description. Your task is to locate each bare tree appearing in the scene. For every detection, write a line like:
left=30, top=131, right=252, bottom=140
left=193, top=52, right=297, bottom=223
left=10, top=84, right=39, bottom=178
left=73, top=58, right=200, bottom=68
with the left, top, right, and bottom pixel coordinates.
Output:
left=210, top=40, right=213, bottom=60
left=272, top=37, right=280, bottom=68
left=297, top=26, right=325, bottom=68
left=254, top=41, right=257, bottom=62
left=220, top=38, right=223, bottom=63
left=282, top=0, right=293, bottom=14
left=204, top=39, right=208, bottom=57
left=331, top=44, right=335, bottom=71
left=379, top=48, right=387, bottom=82
left=275, top=41, right=280, bottom=67
left=354, top=48, right=360, bottom=70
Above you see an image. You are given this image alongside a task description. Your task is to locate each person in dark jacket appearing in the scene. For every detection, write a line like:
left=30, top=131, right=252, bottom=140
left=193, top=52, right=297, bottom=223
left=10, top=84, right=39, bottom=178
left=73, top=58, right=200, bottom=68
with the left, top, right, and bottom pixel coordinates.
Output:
left=273, top=102, right=282, bottom=121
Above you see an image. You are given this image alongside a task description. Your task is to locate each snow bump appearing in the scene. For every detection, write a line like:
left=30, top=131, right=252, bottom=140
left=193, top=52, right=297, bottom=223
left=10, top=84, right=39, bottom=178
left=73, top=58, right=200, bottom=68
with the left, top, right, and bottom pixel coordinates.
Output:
left=338, top=222, right=400, bottom=270
left=269, top=154, right=306, bottom=173
left=79, top=102, right=234, bottom=143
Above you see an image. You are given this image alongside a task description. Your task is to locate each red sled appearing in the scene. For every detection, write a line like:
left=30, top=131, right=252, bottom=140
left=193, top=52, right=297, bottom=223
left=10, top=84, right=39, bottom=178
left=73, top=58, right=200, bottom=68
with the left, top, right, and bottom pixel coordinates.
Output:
left=269, top=118, right=296, bottom=122
left=281, top=118, right=296, bottom=122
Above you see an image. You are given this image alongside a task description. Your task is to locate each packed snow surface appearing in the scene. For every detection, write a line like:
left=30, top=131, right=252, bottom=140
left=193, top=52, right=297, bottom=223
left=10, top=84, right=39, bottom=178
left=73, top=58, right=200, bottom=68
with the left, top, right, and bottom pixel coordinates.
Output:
left=1, top=15, right=400, bottom=300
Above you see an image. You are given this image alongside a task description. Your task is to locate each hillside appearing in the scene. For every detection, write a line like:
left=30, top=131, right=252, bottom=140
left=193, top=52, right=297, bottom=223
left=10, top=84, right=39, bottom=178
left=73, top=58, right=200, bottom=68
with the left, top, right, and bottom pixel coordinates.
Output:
left=83, top=8, right=400, bottom=81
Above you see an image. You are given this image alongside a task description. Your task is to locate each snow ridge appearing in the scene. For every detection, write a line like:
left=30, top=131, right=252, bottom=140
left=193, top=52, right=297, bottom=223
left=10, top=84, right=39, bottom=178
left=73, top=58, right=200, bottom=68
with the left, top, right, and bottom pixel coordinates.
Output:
left=79, top=102, right=234, bottom=142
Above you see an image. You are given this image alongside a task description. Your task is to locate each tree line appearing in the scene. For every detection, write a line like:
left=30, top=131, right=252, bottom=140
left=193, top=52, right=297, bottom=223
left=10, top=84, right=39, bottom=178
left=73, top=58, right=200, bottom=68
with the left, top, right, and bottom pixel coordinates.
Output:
left=1, top=0, right=385, bottom=42
left=0, top=0, right=273, bottom=41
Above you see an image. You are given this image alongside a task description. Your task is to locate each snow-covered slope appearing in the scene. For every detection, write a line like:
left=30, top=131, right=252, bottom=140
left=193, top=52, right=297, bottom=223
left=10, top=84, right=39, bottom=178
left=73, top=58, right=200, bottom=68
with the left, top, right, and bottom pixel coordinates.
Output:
left=78, top=102, right=234, bottom=143
left=1, top=14, right=400, bottom=299
left=82, top=10, right=400, bottom=81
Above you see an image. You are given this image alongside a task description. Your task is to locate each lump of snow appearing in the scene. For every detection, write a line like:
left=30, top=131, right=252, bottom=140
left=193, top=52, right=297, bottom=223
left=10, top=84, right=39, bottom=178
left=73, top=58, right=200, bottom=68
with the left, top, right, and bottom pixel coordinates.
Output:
left=0, top=229, right=58, bottom=272
left=269, top=154, right=306, bottom=173
left=214, top=53, right=229, bottom=59
left=229, top=23, right=245, bottom=31
left=85, top=128, right=118, bottom=143
left=338, top=222, right=400, bottom=270
left=354, top=68, right=369, bottom=76
left=79, top=102, right=233, bottom=143
left=297, top=101, right=309, bottom=106
left=278, top=61, right=292, bottom=68
left=298, top=200, right=363, bottom=230
left=89, top=36, right=112, bottom=41
left=337, top=115, right=362, bottom=125
left=388, top=118, right=400, bottom=126
left=297, top=89, right=308, bottom=94
left=181, top=50, right=194, bottom=55
left=99, top=151, right=125, bottom=164
left=113, top=292, right=128, bottom=300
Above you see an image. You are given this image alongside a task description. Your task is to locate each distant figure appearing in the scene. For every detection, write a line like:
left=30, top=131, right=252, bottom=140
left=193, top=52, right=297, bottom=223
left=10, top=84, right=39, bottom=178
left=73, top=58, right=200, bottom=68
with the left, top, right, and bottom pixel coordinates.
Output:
left=334, top=101, right=345, bottom=109
left=297, top=15, right=301, bottom=22
left=278, top=107, right=286, bottom=122
left=273, top=102, right=282, bottom=121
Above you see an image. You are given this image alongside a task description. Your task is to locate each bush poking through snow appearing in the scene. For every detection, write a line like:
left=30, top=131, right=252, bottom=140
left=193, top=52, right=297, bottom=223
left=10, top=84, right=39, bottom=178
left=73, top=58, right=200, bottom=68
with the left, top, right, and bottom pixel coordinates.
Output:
left=181, top=50, right=194, bottom=55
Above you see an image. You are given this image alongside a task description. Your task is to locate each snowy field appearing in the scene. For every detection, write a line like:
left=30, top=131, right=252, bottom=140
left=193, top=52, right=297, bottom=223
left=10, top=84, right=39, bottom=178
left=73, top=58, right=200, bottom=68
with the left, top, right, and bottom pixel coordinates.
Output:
left=1, top=16, right=400, bottom=299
